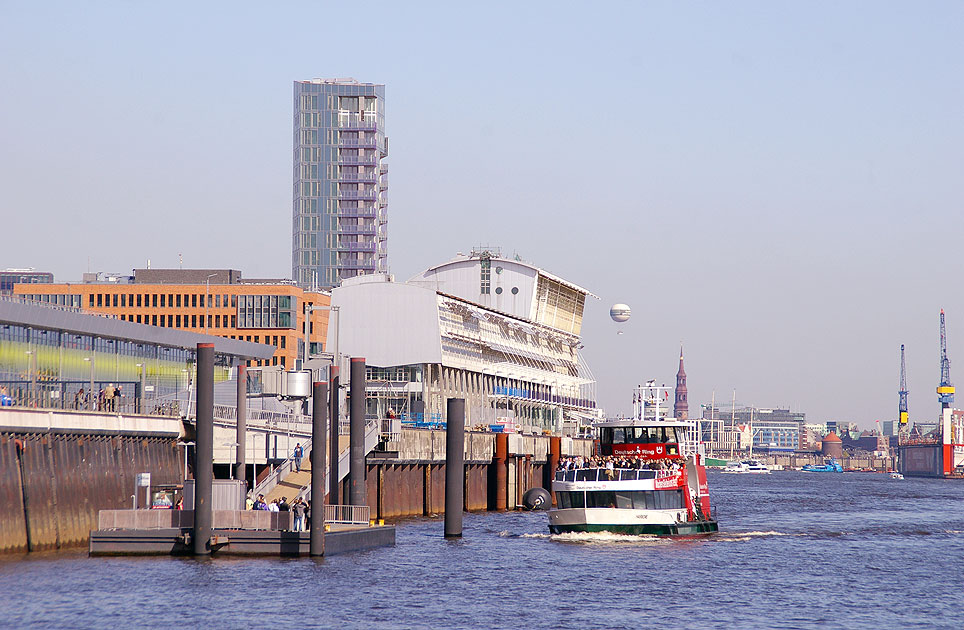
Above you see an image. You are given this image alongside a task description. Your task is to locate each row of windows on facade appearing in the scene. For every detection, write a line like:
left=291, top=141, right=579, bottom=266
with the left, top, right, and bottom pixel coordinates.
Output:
left=299, top=93, right=379, bottom=112
left=108, top=311, right=311, bottom=344
left=22, top=294, right=303, bottom=326
left=16, top=292, right=242, bottom=309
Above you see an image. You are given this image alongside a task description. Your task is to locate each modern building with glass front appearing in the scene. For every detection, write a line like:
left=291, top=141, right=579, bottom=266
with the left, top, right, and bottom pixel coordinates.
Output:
left=0, top=296, right=273, bottom=413
left=13, top=269, right=330, bottom=370
left=293, top=78, right=388, bottom=290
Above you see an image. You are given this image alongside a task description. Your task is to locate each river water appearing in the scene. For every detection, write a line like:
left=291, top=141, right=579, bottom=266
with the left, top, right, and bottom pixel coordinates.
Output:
left=2, top=472, right=962, bottom=629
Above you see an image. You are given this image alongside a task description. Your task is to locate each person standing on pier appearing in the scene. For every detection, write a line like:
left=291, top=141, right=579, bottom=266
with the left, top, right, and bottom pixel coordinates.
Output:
left=292, top=498, right=306, bottom=532
left=105, top=383, right=115, bottom=411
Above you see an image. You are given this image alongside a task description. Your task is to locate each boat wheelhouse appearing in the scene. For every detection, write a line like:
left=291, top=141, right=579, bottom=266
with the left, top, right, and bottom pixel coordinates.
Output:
left=548, top=383, right=719, bottom=537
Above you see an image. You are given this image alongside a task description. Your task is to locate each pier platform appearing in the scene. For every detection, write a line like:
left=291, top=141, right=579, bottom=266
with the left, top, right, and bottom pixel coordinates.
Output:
left=88, top=509, right=394, bottom=557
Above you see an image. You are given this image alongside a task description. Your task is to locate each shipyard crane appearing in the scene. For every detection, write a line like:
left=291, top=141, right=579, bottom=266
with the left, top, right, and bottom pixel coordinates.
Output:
left=937, top=309, right=958, bottom=476
left=898, top=344, right=909, bottom=426
left=937, top=310, right=954, bottom=406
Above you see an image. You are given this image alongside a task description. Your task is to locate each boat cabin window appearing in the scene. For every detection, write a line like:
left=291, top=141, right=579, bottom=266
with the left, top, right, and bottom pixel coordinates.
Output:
left=575, top=469, right=599, bottom=482
left=581, top=490, right=686, bottom=510
left=586, top=491, right=617, bottom=508
left=556, top=491, right=585, bottom=509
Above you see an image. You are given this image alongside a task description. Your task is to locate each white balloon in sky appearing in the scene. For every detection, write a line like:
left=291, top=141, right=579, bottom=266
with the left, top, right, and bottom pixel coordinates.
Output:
left=610, top=303, right=631, bottom=323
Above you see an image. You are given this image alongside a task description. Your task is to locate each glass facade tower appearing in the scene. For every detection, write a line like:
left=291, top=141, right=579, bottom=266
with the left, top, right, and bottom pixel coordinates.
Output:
left=293, top=78, right=388, bottom=290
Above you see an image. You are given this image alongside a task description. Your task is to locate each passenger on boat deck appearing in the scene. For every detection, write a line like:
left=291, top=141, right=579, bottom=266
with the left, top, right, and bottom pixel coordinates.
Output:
left=558, top=454, right=687, bottom=471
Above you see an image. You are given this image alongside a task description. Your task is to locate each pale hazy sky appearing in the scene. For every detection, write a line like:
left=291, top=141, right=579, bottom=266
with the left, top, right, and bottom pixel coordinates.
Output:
left=2, top=1, right=962, bottom=429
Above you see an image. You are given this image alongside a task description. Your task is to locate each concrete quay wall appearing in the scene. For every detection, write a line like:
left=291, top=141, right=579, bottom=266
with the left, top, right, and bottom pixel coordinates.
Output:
left=751, top=452, right=897, bottom=471
left=1, top=408, right=181, bottom=554
left=363, top=429, right=593, bottom=521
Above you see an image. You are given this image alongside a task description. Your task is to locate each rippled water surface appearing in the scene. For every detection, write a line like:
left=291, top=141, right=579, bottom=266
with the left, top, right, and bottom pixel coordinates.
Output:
left=2, top=472, right=963, bottom=629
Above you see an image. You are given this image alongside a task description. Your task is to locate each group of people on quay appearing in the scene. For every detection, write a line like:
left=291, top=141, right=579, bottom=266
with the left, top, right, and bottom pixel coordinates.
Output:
left=559, top=455, right=686, bottom=472
left=247, top=494, right=310, bottom=531
left=72, top=384, right=125, bottom=411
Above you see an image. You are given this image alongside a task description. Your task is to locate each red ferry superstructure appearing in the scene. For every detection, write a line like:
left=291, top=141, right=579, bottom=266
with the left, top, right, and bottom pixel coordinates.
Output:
left=548, top=382, right=718, bottom=537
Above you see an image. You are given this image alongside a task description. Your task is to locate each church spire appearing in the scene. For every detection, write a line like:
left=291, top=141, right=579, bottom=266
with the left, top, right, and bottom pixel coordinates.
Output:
left=674, top=344, right=688, bottom=420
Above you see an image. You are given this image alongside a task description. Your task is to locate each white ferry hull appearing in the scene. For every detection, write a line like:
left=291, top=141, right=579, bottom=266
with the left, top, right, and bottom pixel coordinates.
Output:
left=548, top=507, right=718, bottom=536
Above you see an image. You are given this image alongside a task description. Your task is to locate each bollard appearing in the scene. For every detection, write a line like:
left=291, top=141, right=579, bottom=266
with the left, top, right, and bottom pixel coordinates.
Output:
left=445, top=398, right=465, bottom=537
left=194, top=343, right=214, bottom=556
left=236, top=364, right=247, bottom=486
left=494, top=432, right=508, bottom=511
left=349, top=358, right=366, bottom=506
left=310, top=381, right=327, bottom=556
left=329, top=366, right=340, bottom=504
left=546, top=435, right=561, bottom=506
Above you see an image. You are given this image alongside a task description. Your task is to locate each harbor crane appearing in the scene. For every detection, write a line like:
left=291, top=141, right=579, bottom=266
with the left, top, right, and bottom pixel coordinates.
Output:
left=937, top=310, right=954, bottom=406
left=937, top=309, right=960, bottom=476
left=899, top=344, right=909, bottom=426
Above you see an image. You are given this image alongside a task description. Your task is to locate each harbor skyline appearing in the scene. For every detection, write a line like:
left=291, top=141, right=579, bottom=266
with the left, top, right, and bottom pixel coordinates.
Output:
left=1, top=2, right=962, bottom=428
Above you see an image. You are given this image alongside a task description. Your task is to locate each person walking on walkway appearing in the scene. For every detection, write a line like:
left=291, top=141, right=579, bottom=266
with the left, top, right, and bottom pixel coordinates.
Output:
left=293, top=443, right=304, bottom=472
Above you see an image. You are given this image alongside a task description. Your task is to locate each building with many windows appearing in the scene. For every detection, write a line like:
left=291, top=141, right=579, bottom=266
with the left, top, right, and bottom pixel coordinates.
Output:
left=13, top=269, right=329, bottom=369
left=1, top=269, right=52, bottom=295
left=699, top=405, right=805, bottom=453
left=0, top=295, right=272, bottom=412
left=331, top=251, right=600, bottom=435
left=293, top=78, right=388, bottom=290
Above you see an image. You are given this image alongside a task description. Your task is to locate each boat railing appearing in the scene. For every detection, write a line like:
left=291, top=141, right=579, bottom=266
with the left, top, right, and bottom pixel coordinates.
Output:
left=555, top=468, right=659, bottom=482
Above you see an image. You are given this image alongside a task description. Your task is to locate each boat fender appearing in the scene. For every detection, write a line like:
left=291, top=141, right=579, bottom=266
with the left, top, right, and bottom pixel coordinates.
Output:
left=522, top=487, right=551, bottom=511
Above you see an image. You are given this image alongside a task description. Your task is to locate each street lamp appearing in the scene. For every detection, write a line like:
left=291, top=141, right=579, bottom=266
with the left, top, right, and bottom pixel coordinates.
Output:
left=135, top=363, right=146, bottom=414
left=25, top=350, right=35, bottom=407
left=303, top=303, right=340, bottom=379
left=83, top=356, right=94, bottom=410
left=204, top=273, right=217, bottom=332
left=223, top=442, right=240, bottom=480
left=177, top=440, right=195, bottom=480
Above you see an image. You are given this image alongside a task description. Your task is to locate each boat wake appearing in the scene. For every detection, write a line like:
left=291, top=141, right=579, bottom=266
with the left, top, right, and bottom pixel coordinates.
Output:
left=500, top=530, right=671, bottom=544
left=549, top=531, right=671, bottom=545
left=712, top=530, right=807, bottom=542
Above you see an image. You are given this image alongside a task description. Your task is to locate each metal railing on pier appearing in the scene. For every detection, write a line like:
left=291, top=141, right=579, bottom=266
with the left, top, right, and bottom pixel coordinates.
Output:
left=325, top=504, right=370, bottom=525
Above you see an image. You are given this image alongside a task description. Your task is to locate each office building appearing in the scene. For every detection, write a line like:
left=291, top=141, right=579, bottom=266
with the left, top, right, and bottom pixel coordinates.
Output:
left=293, top=78, right=388, bottom=290
left=14, top=269, right=329, bottom=369
left=700, top=405, right=806, bottom=452
left=1, top=269, right=52, bottom=295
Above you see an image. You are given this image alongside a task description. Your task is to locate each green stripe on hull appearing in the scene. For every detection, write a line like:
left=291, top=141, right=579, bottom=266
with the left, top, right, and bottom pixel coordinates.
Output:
left=549, top=521, right=719, bottom=537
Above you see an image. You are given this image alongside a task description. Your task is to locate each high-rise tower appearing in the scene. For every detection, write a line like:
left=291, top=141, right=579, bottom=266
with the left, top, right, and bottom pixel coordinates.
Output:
left=674, top=346, right=688, bottom=420
left=293, top=78, right=388, bottom=290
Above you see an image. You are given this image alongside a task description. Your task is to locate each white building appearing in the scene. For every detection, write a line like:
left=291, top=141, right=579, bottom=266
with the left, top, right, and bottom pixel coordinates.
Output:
left=328, top=250, right=599, bottom=434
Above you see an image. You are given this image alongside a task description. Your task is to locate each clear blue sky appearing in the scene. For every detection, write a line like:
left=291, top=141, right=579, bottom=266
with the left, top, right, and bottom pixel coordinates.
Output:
left=2, top=1, right=962, bottom=428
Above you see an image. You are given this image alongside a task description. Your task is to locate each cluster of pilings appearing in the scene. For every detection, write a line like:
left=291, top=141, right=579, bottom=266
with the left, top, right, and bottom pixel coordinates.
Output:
left=189, top=351, right=465, bottom=555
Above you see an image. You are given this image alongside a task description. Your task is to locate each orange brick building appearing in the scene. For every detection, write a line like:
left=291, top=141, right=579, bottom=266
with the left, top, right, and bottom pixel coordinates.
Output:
left=14, top=269, right=330, bottom=369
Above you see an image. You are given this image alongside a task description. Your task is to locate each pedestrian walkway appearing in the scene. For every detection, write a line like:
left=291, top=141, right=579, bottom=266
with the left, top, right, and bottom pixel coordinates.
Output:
left=263, top=435, right=350, bottom=504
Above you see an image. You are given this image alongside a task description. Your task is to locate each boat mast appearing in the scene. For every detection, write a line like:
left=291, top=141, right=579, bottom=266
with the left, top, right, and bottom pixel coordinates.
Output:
left=729, top=390, right=736, bottom=459
left=748, top=407, right=754, bottom=458
left=710, top=390, right=716, bottom=455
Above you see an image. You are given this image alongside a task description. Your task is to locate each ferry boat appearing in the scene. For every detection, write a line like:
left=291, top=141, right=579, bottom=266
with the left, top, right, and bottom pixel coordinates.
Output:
left=801, top=458, right=843, bottom=473
left=548, top=382, right=719, bottom=537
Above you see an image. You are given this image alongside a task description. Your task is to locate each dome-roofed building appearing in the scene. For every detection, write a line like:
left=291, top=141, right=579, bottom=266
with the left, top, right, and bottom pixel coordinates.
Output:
left=821, top=432, right=843, bottom=458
